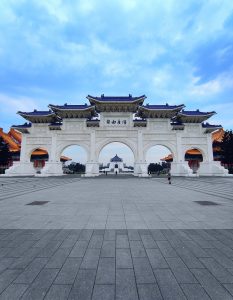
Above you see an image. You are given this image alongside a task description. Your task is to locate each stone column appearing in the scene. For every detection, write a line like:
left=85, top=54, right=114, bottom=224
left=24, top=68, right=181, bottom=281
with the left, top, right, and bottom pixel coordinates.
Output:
left=134, top=130, right=148, bottom=177
left=85, top=130, right=99, bottom=177
left=170, top=132, right=193, bottom=176
left=39, top=134, right=63, bottom=177
left=206, top=134, right=214, bottom=162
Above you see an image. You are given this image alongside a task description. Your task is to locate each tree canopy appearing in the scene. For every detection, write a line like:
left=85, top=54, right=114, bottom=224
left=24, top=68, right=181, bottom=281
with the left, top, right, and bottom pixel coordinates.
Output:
left=68, top=162, right=85, bottom=173
left=0, top=137, right=12, bottom=166
left=221, top=130, right=233, bottom=172
left=148, top=162, right=169, bottom=173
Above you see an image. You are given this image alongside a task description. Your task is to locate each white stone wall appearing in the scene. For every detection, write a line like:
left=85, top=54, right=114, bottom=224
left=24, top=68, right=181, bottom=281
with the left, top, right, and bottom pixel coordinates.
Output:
left=5, top=112, right=228, bottom=177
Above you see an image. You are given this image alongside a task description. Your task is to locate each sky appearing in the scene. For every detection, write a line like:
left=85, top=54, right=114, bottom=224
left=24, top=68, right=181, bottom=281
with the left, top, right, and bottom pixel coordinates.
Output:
left=0, top=0, right=233, bottom=164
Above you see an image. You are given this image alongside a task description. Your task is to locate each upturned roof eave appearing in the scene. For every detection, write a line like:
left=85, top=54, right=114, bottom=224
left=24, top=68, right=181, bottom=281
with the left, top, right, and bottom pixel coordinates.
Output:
left=178, top=111, right=216, bottom=117
left=139, top=104, right=185, bottom=111
left=87, top=95, right=146, bottom=104
left=48, top=104, right=96, bottom=112
left=17, top=111, right=56, bottom=117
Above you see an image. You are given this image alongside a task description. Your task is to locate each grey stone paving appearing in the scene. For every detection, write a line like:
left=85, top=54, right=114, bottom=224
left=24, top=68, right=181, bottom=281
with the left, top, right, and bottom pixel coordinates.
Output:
left=0, top=176, right=233, bottom=299
left=0, top=229, right=233, bottom=299
left=0, top=176, right=233, bottom=230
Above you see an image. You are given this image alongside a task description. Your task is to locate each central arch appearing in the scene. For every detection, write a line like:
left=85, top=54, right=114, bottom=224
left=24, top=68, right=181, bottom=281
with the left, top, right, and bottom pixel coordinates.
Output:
left=96, top=138, right=137, bottom=160
left=98, top=141, right=135, bottom=175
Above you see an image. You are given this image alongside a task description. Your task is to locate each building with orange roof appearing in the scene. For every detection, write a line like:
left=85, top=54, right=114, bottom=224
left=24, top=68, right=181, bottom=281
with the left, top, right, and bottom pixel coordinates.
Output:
left=0, top=127, right=71, bottom=172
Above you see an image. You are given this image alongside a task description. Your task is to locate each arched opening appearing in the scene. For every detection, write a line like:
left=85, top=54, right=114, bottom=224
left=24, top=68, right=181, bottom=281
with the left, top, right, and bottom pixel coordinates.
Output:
left=98, top=142, right=134, bottom=175
left=61, top=145, right=87, bottom=175
left=146, top=145, right=173, bottom=175
left=185, top=148, right=203, bottom=174
left=30, top=148, right=49, bottom=174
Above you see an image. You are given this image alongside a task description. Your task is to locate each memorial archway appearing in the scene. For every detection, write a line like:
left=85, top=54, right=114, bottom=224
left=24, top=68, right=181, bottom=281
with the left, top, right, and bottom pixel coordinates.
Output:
left=60, top=145, right=87, bottom=174
left=6, top=94, right=228, bottom=177
left=185, top=148, right=203, bottom=174
left=98, top=142, right=135, bottom=174
left=30, top=148, right=49, bottom=173
left=145, top=145, right=173, bottom=175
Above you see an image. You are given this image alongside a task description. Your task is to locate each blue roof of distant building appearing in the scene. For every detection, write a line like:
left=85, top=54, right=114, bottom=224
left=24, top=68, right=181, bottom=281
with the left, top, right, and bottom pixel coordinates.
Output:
left=110, top=154, right=123, bottom=162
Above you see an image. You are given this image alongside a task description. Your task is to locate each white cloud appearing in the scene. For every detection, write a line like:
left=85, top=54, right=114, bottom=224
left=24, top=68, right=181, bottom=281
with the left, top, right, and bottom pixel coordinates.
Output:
left=190, top=79, right=222, bottom=96
left=78, top=1, right=95, bottom=14
left=0, top=93, right=38, bottom=114
left=37, top=0, right=69, bottom=23
left=189, top=71, right=233, bottom=96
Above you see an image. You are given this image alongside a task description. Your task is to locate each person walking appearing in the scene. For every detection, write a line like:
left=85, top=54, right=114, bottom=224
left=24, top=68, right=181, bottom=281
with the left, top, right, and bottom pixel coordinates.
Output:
left=167, top=171, right=171, bottom=184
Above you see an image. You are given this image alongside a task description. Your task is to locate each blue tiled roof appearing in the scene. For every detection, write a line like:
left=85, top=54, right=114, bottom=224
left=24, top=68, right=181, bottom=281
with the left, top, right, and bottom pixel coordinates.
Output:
left=202, top=123, right=222, bottom=128
left=142, top=104, right=184, bottom=110
left=49, top=104, right=93, bottom=109
left=49, top=122, right=63, bottom=126
left=12, top=123, right=32, bottom=128
left=87, top=94, right=146, bottom=102
left=179, top=110, right=216, bottom=116
left=171, top=121, right=184, bottom=126
left=18, top=110, right=54, bottom=116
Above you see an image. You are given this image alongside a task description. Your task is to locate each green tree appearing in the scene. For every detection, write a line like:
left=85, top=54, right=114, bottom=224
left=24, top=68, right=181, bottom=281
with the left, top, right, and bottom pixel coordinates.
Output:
left=148, top=163, right=163, bottom=173
left=221, top=130, right=233, bottom=173
left=68, top=162, right=85, bottom=173
left=0, top=137, right=12, bottom=167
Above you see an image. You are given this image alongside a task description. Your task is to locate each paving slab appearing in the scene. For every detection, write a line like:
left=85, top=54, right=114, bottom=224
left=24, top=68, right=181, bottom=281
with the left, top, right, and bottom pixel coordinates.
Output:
left=0, top=176, right=232, bottom=299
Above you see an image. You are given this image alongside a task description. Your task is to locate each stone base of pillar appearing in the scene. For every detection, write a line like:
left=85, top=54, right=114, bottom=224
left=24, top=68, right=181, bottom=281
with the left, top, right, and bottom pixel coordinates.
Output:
left=170, top=162, right=194, bottom=176
left=37, top=162, right=63, bottom=177
left=3, top=162, right=35, bottom=176
left=134, top=162, right=149, bottom=177
left=198, top=161, right=229, bottom=176
left=84, top=162, right=100, bottom=177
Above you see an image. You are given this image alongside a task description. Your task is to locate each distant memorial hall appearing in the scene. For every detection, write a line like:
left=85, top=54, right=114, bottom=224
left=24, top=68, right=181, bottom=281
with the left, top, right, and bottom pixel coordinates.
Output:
left=6, top=94, right=228, bottom=177
left=101, top=154, right=134, bottom=174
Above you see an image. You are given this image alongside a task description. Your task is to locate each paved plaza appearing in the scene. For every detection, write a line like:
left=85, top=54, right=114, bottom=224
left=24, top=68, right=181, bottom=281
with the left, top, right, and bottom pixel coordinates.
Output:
left=0, top=176, right=233, bottom=299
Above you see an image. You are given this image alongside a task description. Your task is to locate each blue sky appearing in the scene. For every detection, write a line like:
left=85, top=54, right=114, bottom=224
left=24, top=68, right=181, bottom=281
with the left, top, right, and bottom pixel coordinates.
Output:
left=0, top=0, right=233, bottom=163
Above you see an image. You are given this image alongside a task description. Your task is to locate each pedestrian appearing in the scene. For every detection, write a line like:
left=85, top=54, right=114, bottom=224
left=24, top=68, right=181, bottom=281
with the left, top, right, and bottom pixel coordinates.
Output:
left=167, top=171, right=171, bottom=184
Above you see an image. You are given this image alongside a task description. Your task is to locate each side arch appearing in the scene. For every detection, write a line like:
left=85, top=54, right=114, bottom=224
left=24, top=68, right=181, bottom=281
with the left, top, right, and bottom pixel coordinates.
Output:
left=183, top=146, right=207, bottom=162
left=56, top=142, right=90, bottom=162
left=26, top=146, right=50, bottom=162
left=143, top=142, right=177, bottom=163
